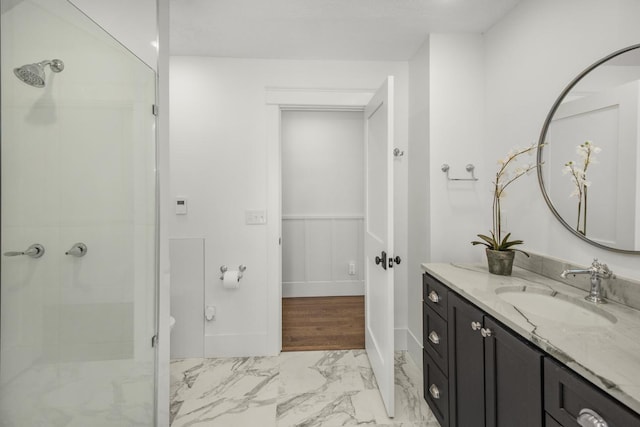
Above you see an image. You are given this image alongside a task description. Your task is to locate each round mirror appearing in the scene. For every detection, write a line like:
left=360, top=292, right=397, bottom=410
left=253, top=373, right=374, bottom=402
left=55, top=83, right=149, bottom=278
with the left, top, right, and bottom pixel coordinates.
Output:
left=537, top=44, right=640, bottom=254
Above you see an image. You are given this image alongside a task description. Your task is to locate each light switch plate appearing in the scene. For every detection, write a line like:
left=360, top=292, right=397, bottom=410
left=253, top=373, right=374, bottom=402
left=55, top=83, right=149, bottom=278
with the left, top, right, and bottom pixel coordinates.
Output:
left=245, top=210, right=267, bottom=225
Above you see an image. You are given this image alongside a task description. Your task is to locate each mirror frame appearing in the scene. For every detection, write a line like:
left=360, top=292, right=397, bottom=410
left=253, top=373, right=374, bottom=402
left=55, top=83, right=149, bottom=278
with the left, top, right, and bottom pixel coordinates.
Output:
left=537, top=43, right=640, bottom=255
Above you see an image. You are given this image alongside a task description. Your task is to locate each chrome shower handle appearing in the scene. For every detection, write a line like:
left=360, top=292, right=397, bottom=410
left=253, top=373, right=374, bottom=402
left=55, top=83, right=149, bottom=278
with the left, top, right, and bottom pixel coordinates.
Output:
left=65, top=242, right=87, bottom=257
left=4, top=243, right=45, bottom=258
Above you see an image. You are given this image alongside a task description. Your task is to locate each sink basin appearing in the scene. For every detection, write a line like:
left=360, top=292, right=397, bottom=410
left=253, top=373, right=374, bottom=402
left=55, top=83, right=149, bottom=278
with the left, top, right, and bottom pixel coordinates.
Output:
left=495, top=286, right=617, bottom=327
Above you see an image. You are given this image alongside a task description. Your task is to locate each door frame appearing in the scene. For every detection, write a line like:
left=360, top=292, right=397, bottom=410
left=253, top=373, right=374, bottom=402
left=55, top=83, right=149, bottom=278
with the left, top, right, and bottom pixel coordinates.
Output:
left=265, top=87, right=375, bottom=354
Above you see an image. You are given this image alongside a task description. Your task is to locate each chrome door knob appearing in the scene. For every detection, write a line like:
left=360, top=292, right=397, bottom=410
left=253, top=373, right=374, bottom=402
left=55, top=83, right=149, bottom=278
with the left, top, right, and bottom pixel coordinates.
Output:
left=4, top=243, right=45, bottom=258
left=471, top=321, right=482, bottom=331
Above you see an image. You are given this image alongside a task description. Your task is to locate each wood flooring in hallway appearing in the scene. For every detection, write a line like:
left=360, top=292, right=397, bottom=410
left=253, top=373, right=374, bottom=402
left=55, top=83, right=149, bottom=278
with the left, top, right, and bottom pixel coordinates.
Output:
left=282, top=296, right=365, bottom=351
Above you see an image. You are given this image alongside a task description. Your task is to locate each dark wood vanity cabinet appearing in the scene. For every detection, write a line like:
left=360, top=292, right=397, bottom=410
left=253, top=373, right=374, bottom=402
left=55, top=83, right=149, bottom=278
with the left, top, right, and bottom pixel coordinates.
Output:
left=448, top=291, right=543, bottom=427
left=422, top=272, right=640, bottom=427
left=424, top=273, right=543, bottom=427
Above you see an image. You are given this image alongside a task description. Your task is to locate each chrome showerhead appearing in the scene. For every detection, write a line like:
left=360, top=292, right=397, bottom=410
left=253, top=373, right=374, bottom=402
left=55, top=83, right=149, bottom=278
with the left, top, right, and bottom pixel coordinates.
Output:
left=13, top=59, right=64, bottom=88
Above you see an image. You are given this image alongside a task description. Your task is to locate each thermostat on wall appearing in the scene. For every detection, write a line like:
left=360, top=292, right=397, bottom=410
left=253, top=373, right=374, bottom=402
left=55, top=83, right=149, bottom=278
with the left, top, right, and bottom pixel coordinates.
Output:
left=176, top=197, right=188, bottom=215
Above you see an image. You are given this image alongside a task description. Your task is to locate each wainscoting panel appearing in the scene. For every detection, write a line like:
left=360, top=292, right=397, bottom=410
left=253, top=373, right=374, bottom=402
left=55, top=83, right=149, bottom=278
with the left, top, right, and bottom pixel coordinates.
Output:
left=282, top=216, right=363, bottom=297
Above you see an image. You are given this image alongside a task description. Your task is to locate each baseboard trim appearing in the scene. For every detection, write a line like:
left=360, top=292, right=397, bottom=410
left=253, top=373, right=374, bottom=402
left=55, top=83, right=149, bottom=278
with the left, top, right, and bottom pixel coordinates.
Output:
left=394, top=328, right=407, bottom=351
left=204, top=333, right=272, bottom=357
left=406, top=328, right=423, bottom=371
left=282, top=281, right=364, bottom=297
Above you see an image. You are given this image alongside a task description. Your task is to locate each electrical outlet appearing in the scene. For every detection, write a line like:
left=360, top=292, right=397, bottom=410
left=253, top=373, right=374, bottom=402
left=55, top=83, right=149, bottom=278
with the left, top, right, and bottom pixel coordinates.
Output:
left=348, top=261, right=356, bottom=276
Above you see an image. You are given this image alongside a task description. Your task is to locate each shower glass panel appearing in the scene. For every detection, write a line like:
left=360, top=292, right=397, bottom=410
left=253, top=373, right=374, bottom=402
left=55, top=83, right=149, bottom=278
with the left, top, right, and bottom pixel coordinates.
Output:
left=0, top=0, right=157, bottom=425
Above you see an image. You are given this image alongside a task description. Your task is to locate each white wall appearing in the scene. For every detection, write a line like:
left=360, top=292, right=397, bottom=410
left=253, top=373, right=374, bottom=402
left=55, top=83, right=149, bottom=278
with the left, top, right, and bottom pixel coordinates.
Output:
left=428, top=34, right=488, bottom=265
left=405, top=34, right=487, bottom=368
left=484, top=0, right=640, bottom=280
left=69, top=0, right=157, bottom=70
left=170, top=57, right=409, bottom=356
left=281, top=111, right=365, bottom=297
left=282, top=111, right=364, bottom=216
left=407, top=37, right=430, bottom=368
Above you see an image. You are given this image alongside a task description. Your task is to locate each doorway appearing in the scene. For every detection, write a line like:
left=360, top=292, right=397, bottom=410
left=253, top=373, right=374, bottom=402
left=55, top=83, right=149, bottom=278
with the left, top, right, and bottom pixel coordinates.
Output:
left=266, top=80, right=396, bottom=416
left=280, top=110, right=365, bottom=350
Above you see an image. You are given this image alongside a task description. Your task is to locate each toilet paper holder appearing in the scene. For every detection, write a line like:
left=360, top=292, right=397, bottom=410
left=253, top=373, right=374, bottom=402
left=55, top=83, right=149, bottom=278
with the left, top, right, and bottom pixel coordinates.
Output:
left=220, top=264, right=246, bottom=280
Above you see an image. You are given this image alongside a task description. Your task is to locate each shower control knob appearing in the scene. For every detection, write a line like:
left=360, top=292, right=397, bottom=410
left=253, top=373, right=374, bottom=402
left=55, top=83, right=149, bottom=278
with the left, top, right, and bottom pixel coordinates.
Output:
left=4, top=243, right=45, bottom=259
left=65, top=242, right=87, bottom=257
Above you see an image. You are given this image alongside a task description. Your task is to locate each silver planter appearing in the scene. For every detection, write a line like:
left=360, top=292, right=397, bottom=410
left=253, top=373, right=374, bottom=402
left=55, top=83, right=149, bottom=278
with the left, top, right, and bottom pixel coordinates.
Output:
left=485, top=249, right=515, bottom=276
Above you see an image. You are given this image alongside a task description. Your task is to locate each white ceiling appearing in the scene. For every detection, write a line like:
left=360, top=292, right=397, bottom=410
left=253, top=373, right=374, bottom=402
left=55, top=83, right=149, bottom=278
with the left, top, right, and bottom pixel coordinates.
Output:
left=170, top=0, right=523, bottom=61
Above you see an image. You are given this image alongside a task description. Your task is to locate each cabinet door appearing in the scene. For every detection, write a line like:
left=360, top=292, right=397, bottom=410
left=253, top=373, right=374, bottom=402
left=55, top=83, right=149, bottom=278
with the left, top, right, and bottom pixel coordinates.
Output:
left=483, top=317, right=543, bottom=427
left=448, top=291, right=486, bottom=427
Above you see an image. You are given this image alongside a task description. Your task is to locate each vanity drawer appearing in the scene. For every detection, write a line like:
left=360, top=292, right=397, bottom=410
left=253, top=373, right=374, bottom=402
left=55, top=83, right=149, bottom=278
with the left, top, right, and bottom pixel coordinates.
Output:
left=423, top=273, right=448, bottom=320
left=424, top=350, right=449, bottom=427
left=544, top=358, right=640, bottom=427
left=423, top=303, right=448, bottom=374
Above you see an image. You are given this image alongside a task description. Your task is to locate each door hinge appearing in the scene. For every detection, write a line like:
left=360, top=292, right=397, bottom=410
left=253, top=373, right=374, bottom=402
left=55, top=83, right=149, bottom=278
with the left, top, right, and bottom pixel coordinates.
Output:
left=151, top=334, right=158, bottom=348
left=152, top=104, right=159, bottom=116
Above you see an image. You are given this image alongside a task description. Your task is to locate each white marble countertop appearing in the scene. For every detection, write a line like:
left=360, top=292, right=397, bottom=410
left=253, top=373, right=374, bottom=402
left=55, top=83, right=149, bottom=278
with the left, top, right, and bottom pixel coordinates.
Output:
left=421, top=262, right=640, bottom=414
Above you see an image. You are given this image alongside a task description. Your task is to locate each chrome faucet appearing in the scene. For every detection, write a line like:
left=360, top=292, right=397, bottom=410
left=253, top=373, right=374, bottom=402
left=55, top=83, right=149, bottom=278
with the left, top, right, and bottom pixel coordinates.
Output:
left=561, top=258, right=613, bottom=304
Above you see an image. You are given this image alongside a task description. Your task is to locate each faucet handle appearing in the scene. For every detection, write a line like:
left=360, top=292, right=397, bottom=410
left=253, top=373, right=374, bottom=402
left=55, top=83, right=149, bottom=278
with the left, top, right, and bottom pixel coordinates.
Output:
left=591, top=259, right=613, bottom=278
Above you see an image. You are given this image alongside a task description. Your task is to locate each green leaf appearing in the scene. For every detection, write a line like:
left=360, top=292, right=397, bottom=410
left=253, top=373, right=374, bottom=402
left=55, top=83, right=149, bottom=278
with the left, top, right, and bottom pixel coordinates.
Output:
left=476, top=234, right=498, bottom=247
left=499, top=240, right=524, bottom=250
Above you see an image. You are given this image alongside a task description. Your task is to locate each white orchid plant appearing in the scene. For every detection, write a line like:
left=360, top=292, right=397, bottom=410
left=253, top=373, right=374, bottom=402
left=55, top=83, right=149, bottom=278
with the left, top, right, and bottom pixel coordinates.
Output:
left=563, top=140, right=600, bottom=235
left=472, top=143, right=544, bottom=254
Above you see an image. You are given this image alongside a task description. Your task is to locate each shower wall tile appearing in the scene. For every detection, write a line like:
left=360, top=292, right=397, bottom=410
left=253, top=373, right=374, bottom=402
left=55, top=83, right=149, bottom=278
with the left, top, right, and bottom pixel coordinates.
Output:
left=170, top=238, right=205, bottom=359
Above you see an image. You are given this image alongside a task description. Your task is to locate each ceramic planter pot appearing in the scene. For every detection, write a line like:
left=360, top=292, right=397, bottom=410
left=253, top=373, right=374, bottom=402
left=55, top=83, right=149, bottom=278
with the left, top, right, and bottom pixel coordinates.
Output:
left=485, top=248, right=515, bottom=276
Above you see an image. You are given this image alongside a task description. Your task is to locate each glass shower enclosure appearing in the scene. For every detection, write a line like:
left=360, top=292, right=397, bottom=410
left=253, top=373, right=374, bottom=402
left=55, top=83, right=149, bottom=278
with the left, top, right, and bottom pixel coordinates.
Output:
left=0, top=0, right=157, bottom=425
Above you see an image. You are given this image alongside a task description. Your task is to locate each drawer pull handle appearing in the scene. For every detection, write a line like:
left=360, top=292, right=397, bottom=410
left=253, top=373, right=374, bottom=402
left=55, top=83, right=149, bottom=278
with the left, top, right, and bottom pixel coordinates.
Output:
left=481, top=327, right=493, bottom=338
left=428, top=331, right=440, bottom=345
left=429, top=384, right=440, bottom=400
left=471, top=321, right=482, bottom=331
left=428, top=291, right=440, bottom=303
left=577, top=409, right=608, bottom=427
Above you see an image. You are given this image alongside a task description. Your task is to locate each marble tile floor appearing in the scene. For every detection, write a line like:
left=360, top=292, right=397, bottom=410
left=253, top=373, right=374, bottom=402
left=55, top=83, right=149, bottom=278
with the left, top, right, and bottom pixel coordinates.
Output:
left=170, top=350, right=440, bottom=427
left=0, top=359, right=155, bottom=427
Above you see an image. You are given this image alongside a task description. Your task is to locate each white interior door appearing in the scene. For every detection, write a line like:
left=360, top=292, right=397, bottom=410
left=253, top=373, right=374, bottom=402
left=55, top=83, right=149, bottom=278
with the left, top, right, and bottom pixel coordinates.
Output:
left=364, top=76, right=395, bottom=417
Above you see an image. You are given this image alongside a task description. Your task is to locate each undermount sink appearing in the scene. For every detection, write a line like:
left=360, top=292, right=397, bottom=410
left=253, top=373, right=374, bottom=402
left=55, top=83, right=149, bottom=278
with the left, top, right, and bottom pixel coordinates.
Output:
left=495, top=286, right=617, bottom=327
